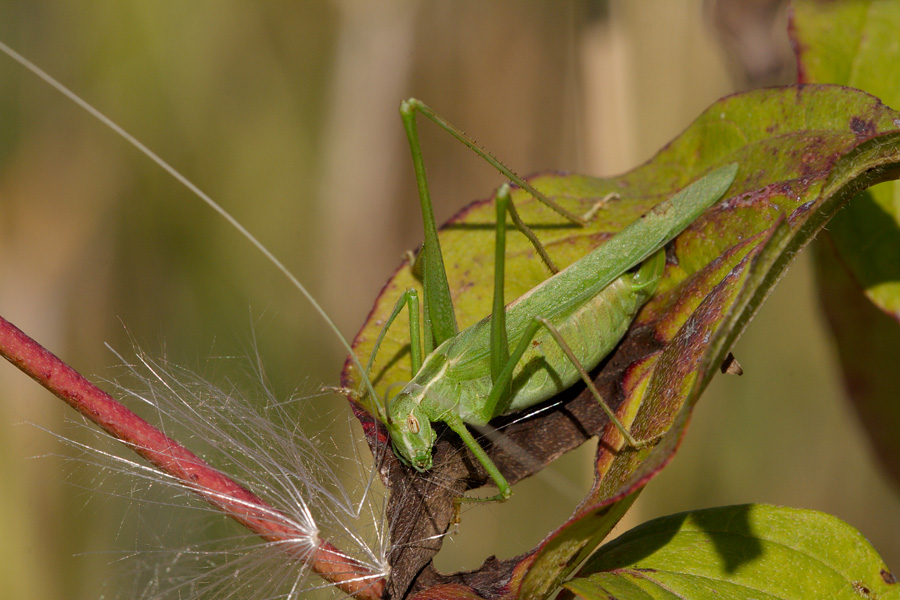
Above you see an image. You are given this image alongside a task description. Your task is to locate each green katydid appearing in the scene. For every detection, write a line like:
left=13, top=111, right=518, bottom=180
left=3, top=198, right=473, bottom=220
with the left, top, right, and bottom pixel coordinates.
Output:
left=360, top=99, right=739, bottom=502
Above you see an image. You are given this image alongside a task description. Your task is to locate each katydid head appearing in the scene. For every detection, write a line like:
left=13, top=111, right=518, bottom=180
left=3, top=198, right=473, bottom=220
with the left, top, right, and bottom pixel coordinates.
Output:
left=386, top=386, right=436, bottom=472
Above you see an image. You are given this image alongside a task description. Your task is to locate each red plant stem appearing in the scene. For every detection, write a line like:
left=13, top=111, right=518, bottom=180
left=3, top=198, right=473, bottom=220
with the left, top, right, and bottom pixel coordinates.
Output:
left=0, top=314, right=385, bottom=600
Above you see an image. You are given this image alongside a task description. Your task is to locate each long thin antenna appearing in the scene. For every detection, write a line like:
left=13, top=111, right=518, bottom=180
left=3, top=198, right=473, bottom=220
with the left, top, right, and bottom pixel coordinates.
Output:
left=0, top=40, right=378, bottom=403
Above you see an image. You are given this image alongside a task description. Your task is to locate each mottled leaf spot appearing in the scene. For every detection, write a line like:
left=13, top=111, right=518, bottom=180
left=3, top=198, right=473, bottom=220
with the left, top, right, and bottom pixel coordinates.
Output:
left=850, top=116, right=877, bottom=137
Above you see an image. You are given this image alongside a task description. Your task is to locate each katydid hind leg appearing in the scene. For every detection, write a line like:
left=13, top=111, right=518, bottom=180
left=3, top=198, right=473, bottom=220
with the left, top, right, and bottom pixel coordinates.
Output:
left=401, top=99, right=588, bottom=226
left=401, top=98, right=593, bottom=275
left=400, top=100, right=458, bottom=352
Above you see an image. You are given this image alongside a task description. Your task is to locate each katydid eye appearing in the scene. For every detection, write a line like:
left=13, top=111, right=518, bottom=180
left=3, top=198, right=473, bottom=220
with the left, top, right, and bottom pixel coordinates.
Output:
left=406, top=414, right=420, bottom=434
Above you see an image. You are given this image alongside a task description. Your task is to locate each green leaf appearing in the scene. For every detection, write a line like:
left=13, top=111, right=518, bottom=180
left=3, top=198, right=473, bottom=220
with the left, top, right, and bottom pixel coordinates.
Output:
left=792, top=0, right=900, bottom=486
left=565, top=504, right=899, bottom=600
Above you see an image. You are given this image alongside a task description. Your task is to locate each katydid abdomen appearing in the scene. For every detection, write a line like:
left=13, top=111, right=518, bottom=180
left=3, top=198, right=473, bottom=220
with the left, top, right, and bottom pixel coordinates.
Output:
left=424, top=249, right=665, bottom=424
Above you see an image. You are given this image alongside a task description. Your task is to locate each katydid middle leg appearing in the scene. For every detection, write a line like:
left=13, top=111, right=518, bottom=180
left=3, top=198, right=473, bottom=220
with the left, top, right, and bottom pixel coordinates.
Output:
left=533, top=314, right=663, bottom=449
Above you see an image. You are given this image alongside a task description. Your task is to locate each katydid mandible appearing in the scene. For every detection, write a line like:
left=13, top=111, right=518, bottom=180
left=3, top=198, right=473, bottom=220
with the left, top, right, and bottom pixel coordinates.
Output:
left=364, top=100, right=739, bottom=503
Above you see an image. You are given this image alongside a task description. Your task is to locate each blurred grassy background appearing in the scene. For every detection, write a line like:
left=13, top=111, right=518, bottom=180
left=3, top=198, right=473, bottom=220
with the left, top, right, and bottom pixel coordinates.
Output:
left=0, top=1, right=897, bottom=598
